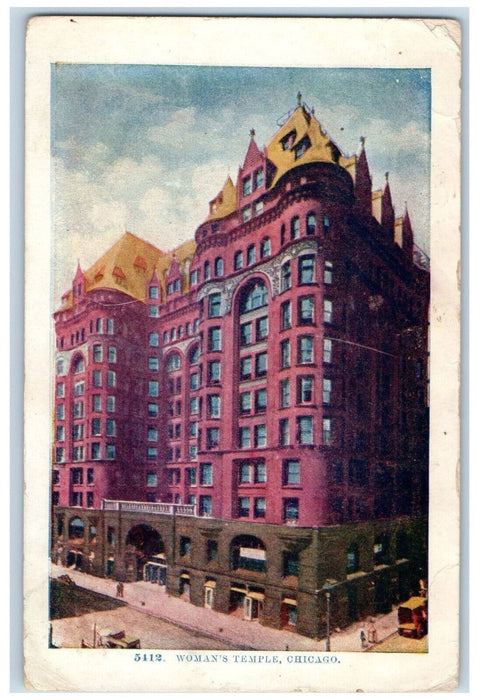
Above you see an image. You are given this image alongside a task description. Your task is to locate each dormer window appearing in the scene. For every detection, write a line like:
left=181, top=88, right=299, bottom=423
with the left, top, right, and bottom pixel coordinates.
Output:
left=280, top=130, right=296, bottom=151
left=149, top=286, right=159, bottom=300
left=294, top=136, right=311, bottom=160
left=254, top=168, right=264, bottom=190
left=242, top=176, right=252, bottom=197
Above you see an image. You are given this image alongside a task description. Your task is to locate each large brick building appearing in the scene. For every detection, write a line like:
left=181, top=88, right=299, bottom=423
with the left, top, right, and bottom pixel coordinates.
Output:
left=51, top=98, right=429, bottom=639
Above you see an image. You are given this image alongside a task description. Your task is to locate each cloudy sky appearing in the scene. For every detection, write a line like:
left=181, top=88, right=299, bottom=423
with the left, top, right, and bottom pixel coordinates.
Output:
left=52, top=65, right=430, bottom=304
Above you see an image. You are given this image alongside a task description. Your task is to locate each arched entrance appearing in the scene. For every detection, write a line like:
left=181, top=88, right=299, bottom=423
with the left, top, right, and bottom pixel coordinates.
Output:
left=125, top=524, right=166, bottom=582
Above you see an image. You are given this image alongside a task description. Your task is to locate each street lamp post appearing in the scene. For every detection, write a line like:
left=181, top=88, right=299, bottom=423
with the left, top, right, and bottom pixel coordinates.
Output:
left=325, top=591, right=331, bottom=652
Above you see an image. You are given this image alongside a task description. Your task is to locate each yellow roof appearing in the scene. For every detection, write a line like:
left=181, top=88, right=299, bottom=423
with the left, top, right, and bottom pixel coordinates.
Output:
left=57, top=232, right=196, bottom=311
left=207, top=176, right=237, bottom=222
left=265, top=106, right=344, bottom=187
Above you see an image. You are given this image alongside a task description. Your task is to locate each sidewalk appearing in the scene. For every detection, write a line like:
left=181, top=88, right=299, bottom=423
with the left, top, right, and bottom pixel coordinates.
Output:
left=51, top=563, right=398, bottom=652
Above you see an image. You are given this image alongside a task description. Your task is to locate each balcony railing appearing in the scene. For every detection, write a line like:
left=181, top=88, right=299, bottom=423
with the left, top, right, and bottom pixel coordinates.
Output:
left=102, top=500, right=197, bottom=517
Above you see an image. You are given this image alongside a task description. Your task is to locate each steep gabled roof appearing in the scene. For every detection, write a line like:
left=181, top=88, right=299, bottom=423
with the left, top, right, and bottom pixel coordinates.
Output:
left=207, top=176, right=237, bottom=222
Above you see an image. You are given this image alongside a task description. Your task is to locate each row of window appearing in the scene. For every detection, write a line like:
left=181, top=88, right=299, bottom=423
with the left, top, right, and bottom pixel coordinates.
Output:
left=56, top=418, right=117, bottom=442
left=162, top=320, right=199, bottom=345
left=237, top=417, right=333, bottom=448
left=55, top=443, right=116, bottom=462
left=58, top=318, right=115, bottom=351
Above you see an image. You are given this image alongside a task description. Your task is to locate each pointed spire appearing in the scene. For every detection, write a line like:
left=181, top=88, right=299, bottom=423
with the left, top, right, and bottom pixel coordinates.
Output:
left=381, top=173, right=395, bottom=239
left=297, top=91, right=302, bottom=106
left=250, top=128, right=256, bottom=138
left=401, top=203, right=414, bottom=261
left=354, top=136, right=372, bottom=216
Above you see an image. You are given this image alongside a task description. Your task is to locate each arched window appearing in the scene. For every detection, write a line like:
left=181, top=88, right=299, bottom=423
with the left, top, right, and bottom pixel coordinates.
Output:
left=214, top=257, right=224, bottom=277
left=290, top=216, right=300, bottom=240
left=247, top=245, right=256, bottom=266
left=73, top=356, right=85, bottom=374
left=167, top=353, right=181, bottom=372
left=306, top=212, right=316, bottom=235
left=234, top=251, right=243, bottom=271
left=239, top=281, right=268, bottom=314
left=260, top=238, right=271, bottom=258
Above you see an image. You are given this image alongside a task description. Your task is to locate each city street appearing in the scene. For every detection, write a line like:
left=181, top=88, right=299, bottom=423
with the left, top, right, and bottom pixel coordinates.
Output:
left=51, top=564, right=426, bottom=653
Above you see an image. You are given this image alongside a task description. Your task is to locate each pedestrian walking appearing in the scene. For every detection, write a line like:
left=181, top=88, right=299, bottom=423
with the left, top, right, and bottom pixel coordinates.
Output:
left=116, top=581, right=124, bottom=598
left=367, top=623, right=377, bottom=644
left=360, top=629, right=367, bottom=648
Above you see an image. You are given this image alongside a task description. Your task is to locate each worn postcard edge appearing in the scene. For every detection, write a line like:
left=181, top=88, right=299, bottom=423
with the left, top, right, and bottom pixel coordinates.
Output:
left=23, top=15, right=461, bottom=693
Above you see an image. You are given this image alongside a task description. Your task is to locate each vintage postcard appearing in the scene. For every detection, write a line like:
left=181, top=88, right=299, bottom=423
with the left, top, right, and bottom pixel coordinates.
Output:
left=23, top=16, right=461, bottom=692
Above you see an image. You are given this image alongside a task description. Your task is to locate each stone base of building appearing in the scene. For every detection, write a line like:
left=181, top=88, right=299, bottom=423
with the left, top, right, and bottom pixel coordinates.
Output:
left=52, top=507, right=427, bottom=639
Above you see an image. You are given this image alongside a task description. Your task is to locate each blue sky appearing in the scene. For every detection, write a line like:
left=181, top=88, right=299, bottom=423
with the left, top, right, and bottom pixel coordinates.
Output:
left=52, top=64, right=430, bottom=303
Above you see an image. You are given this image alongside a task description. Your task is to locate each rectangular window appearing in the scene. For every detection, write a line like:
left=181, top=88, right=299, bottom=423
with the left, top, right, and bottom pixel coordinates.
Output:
left=281, top=301, right=291, bottom=329
left=238, top=497, right=250, bottom=517
left=87, top=468, right=94, bottom=484
left=149, top=285, right=159, bottom=299
left=107, top=371, right=116, bottom=387
left=147, top=447, right=158, bottom=460
left=208, top=293, right=221, bottom=318
left=239, top=426, right=251, bottom=448
left=323, top=338, right=332, bottom=363
left=52, top=491, right=59, bottom=506
left=190, top=372, right=200, bottom=390
left=106, top=318, right=114, bottom=334
left=208, top=327, right=222, bottom=351
left=297, top=416, right=313, bottom=445
left=206, top=428, right=219, bottom=448
left=239, top=463, right=251, bottom=483
left=148, top=381, right=159, bottom=397
left=185, top=467, right=196, bottom=486
left=323, top=216, right=330, bottom=233
left=299, top=255, right=315, bottom=284
left=299, top=296, right=315, bottom=325
left=323, top=418, right=332, bottom=445
left=149, top=305, right=159, bottom=318
left=189, top=444, right=198, bottom=459
left=323, top=299, right=333, bottom=323
left=254, top=168, right=263, bottom=189
left=283, top=459, right=300, bottom=485
left=281, top=339, right=291, bottom=369
left=73, top=401, right=84, bottom=418
left=91, top=443, right=101, bottom=460
left=71, top=492, right=83, bottom=507
left=281, top=262, right=291, bottom=291
left=93, top=345, right=103, bottom=362
left=96, top=318, right=103, bottom=333
left=55, top=447, right=65, bottom=463
left=91, top=418, right=101, bottom=436
left=56, top=404, right=65, bottom=420
left=189, top=421, right=198, bottom=437
left=207, top=394, right=221, bottom=418
left=148, top=357, right=159, bottom=371
left=254, top=424, right=267, bottom=447
left=254, top=201, right=263, bottom=216
left=255, top=352, right=267, bottom=377
left=256, top=316, right=268, bottom=341
left=56, top=425, right=65, bottom=442
left=73, top=381, right=84, bottom=396
left=72, top=423, right=84, bottom=440
left=106, top=444, right=116, bottom=460
left=147, top=426, right=158, bottom=441
left=240, top=392, right=252, bottom=413
left=324, top=260, right=333, bottom=284
left=299, top=336, right=314, bottom=364
left=243, top=207, right=252, bottom=222
left=242, top=176, right=252, bottom=196
left=247, top=245, right=256, bottom=265
left=199, top=495, right=212, bottom=516
left=255, top=462, right=267, bottom=483
left=240, top=356, right=252, bottom=380
left=280, top=378, right=290, bottom=408
left=279, top=418, right=290, bottom=446
left=175, top=423, right=181, bottom=438
left=207, top=539, right=218, bottom=561
left=283, top=498, right=299, bottom=522
left=208, top=360, right=221, bottom=384
left=149, top=332, right=159, bottom=347
left=146, top=472, right=158, bottom=487
left=323, top=378, right=332, bottom=404
left=240, top=322, right=253, bottom=346
left=72, top=446, right=84, bottom=462
left=200, top=463, right=213, bottom=486
left=189, top=397, right=199, bottom=414
left=56, top=383, right=65, bottom=398
left=148, top=403, right=158, bottom=417
left=254, top=497, right=266, bottom=518
left=255, top=388, right=267, bottom=412
left=234, top=251, right=243, bottom=270
left=299, top=376, right=314, bottom=403
left=92, top=370, right=102, bottom=387
left=92, top=394, right=101, bottom=412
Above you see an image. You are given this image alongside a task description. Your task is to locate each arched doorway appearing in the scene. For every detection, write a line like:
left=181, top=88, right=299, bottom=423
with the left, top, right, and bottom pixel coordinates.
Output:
left=125, top=524, right=166, bottom=582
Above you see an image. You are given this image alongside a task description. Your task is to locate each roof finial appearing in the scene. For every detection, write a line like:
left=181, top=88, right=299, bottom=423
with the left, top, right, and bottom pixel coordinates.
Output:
left=385, top=171, right=389, bottom=182
left=250, top=128, right=255, bottom=138
left=311, top=106, right=315, bottom=116
left=360, top=136, right=366, bottom=146
left=297, top=91, right=302, bottom=106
